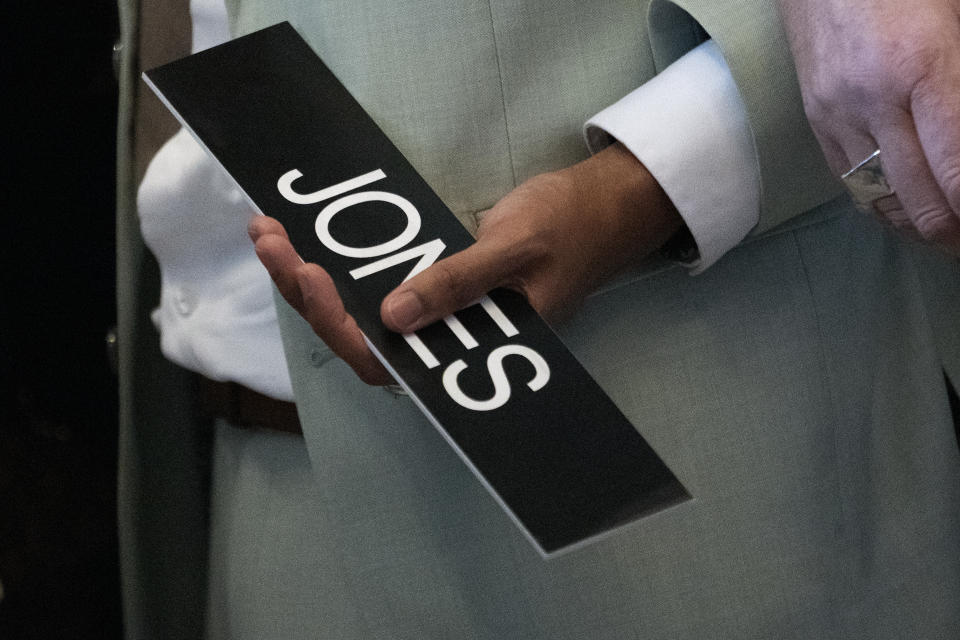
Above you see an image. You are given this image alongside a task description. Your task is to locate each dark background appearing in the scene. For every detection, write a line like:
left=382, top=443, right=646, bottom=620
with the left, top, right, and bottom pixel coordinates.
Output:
left=1, top=3, right=123, bottom=638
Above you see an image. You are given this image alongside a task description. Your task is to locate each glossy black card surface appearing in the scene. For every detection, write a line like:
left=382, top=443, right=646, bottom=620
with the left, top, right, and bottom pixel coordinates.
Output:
left=144, top=22, right=689, bottom=556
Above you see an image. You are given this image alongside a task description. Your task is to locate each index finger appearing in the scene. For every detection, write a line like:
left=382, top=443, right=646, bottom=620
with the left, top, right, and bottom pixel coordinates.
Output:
left=379, top=236, right=529, bottom=334
left=249, top=215, right=306, bottom=312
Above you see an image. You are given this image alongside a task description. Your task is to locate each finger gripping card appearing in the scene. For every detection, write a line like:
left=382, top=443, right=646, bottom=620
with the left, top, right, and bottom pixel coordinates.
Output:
left=144, top=21, right=689, bottom=557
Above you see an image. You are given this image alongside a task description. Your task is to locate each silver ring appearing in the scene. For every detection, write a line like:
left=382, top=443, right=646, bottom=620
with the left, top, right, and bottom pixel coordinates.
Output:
left=841, top=150, right=902, bottom=214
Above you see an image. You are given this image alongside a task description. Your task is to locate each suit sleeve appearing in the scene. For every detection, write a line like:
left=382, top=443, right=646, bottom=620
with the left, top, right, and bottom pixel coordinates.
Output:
left=648, top=0, right=843, bottom=235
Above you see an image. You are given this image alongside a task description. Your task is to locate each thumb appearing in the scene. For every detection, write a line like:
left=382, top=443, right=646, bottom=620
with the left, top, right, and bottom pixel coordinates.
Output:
left=380, top=238, right=522, bottom=333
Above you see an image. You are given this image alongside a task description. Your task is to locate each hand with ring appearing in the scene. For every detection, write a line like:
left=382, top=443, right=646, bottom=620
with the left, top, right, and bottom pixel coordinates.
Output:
left=777, top=0, right=960, bottom=254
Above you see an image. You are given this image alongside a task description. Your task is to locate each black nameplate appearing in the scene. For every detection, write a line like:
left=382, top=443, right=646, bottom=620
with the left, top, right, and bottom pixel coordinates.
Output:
left=145, top=22, right=689, bottom=557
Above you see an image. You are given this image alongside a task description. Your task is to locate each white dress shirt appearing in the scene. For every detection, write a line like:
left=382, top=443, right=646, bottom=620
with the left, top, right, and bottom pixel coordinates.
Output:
left=137, top=0, right=294, bottom=400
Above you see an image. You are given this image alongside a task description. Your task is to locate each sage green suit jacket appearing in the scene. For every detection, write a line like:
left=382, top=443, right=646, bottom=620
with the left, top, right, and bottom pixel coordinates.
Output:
left=116, top=0, right=960, bottom=637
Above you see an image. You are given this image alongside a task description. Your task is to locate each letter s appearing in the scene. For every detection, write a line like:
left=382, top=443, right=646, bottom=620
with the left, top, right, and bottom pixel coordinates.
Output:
left=442, top=344, right=550, bottom=412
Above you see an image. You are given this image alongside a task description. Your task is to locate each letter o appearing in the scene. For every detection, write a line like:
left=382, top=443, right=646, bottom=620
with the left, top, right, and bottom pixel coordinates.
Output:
left=315, top=191, right=421, bottom=258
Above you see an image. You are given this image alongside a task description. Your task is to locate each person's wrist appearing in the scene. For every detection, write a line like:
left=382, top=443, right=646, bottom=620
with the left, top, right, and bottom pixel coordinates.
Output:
left=570, top=141, right=684, bottom=262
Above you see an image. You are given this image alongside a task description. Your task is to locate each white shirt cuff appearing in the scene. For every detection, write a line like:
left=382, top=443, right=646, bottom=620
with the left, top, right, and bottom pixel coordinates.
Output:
left=584, top=40, right=760, bottom=274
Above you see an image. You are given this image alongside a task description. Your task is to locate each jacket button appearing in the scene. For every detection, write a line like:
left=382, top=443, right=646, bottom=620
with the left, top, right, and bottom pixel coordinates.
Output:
left=105, top=326, right=118, bottom=375
left=173, top=289, right=196, bottom=316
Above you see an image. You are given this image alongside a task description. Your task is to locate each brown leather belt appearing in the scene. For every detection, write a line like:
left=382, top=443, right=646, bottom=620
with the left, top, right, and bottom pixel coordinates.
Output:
left=199, top=377, right=302, bottom=435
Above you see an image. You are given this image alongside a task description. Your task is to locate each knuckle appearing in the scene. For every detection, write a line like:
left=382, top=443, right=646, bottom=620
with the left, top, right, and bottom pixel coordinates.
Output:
left=939, top=162, right=960, bottom=205
left=837, top=38, right=946, bottom=109
left=913, top=207, right=958, bottom=243
left=508, top=181, right=564, bottom=251
left=800, top=91, right=829, bottom=125
left=801, top=68, right=844, bottom=122
left=509, top=226, right=552, bottom=267
left=891, top=41, right=947, bottom=93
left=306, top=303, right=335, bottom=336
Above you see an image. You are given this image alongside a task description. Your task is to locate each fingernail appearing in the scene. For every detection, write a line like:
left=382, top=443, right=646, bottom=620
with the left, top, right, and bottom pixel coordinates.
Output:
left=386, top=290, right=424, bottom=329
